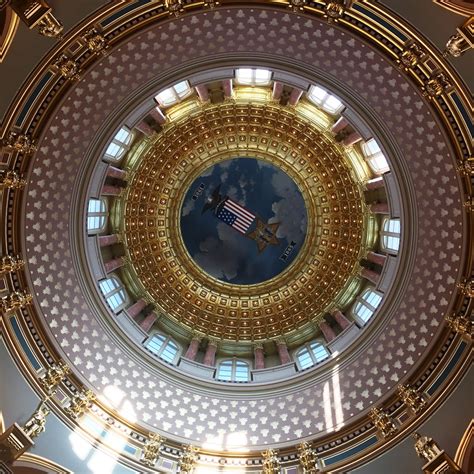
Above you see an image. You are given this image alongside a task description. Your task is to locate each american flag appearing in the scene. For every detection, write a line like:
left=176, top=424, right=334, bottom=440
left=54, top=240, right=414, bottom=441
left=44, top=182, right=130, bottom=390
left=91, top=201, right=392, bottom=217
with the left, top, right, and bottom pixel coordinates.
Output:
left=216, top=198, right=256, bottom=234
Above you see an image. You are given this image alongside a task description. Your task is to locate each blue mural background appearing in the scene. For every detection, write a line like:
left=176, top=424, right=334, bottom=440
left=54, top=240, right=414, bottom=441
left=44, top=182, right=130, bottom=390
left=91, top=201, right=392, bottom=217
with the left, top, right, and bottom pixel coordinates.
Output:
left=180, top=158, right=308, bottom=285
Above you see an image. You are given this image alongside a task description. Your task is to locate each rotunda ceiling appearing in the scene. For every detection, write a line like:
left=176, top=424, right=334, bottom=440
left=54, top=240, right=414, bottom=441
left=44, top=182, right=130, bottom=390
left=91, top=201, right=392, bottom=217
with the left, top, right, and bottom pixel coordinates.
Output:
left=1, top=0, right=471, bottom=471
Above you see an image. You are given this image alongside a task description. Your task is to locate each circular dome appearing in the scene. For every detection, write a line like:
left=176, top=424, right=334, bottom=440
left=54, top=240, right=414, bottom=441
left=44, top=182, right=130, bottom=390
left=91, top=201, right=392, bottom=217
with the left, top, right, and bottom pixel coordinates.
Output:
left=2, top=1, right=471, bottom=472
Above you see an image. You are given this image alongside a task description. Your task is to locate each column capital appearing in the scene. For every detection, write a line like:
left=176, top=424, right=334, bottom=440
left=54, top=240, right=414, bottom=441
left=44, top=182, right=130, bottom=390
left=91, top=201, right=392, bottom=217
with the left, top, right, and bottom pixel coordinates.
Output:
left=207, top=337, right=219, bottom=347
left=253, top=342, right=264, bottom=351
left=274, top=337, right=287, bottom=346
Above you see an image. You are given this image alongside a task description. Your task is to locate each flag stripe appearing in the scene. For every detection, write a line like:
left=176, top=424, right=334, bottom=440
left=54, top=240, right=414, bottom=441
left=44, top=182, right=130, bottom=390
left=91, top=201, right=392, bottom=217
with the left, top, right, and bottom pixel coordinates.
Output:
left=225, top=199, right=255, bottom=220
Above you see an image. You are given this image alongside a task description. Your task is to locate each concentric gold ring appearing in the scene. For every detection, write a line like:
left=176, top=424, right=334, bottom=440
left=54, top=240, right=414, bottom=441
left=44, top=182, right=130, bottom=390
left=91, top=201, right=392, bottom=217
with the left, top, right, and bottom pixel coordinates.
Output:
left=124, top=100, right=367, bottom=341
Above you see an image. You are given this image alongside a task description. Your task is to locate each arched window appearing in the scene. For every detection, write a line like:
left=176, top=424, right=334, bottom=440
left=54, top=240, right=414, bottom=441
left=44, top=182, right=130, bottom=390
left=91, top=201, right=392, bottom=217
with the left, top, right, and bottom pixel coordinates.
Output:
left=99, top=276, right=127, bottom=312
left=352, top=288, right=382, bottom=325
left=295, top=341, right=329, bottom=370
left=87, top=198, right=107, bottom=233
left=217, top=359, right=250, bottom=382
left=104, top=127, right=133, bottom=161
left=361, top=138, right=390, bottom=175
left=235, top=68, right=272, bottom=86
left=146, top=333, right=179, bottom=364
left=307, top=85, right=344, bottom=114
left=381, top=218, right=401, bottom=254
left=154, top=80, right=192, bottom=107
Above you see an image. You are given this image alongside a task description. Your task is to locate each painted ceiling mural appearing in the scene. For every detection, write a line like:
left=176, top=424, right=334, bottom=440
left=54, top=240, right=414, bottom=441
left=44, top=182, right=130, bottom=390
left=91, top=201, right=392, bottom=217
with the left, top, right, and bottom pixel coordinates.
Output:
left=180, top=158, right=308, bottom=284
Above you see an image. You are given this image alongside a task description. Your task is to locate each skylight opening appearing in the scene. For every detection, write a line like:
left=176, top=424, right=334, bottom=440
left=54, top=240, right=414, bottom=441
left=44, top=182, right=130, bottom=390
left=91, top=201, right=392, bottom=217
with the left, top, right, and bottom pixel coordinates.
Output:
left=103, top=127, right=133, bottom=162
left=87, top=198, right=107, bottom=233
left=381, top=218, right=401, bottom=253
left=361, top=138, right=390, bottom=174
left=154, top=80, right=192, bottom=107
left=307, top=85, right=344, bottom=114
left=235, top=68, right=272, bottom=86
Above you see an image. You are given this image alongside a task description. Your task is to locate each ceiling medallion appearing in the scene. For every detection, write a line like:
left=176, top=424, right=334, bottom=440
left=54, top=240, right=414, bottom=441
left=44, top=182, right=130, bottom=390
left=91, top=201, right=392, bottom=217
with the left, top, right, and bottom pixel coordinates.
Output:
left=124, top=100, right=367, bottom=342
left=180, top=157, right=308, bottom=285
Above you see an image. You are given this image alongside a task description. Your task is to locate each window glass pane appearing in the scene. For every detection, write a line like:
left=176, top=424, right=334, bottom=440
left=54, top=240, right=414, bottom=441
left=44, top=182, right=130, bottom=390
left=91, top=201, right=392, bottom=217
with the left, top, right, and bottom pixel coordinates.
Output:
left=384, top=235, right=400, bottom=251
left=235, top=362, right=249, bottom=381
left=99, top=278, right=118, bottom=296
left=354, top=302, right=373, bottom=323
left=160, top=343, right=178, bottom=363
left=155, top=88, right=177, bottom=106
left=297, top=349, right=313, bottom=369
left=174, top=80, right=190, bottom=96
left=236, top=68, right=253, bottom=83
left=217, top=361, right=233, bottom=381
left=107, top=290, right=125, bottom=311
left=105, top=142, right=122, bottom=158
left=369, top=153, right=389, bottom=174
left=254, top=68, right=271, bottom=83
left=88, top=199, right=100, bottom=213
left=323, top=95, right=343, bottom=113
left=308, top=85, right=326, bottom=103
left=364, top=290, right=382, bottom=308
left=114, top=128, right=131, bottom=144
left=147, top=335, right=165, bottom=354
left=310, top=343, right=328, bottom=362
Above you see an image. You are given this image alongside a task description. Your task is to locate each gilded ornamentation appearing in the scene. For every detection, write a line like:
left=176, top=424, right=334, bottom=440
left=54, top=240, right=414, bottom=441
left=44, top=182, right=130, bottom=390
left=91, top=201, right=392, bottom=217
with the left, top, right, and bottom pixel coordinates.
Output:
left=65, top=389, right=95, bottom=419
left=40, top=361, right=70, bottom=393
left=464, top=197, right=473, bottom=212
left=53, top=54, right=80, bottom=81
left=0, top=291, right=32, bottom=313
left=445, top=312, right=472, bottom=338
left=0, top=170, right=26, bottom=189
left=397, top=384, right=426, bottom=414
left=178, top=445, right=199, bottom=473
left=397, top=42, right=425, bottom=70
left=82, top=28, right=107, bottom=55
left=262, top=448, right=281, bottom=474
left=203, top=0, right=220, bottom=8
left=36, top=12, right=63, bottom=38
left=124, top=101, right=365, bottom=341
left=458, top=277, right=474, bottom=297
left=22, top=401, right=50, bottom=439
left=370, top=407, right=397, bottom=438
left=0, top=255, right=25, bottom=273
left=443, top=17, right=473, bottom=58
left=288, top=0, right=306, bottom=12
left=298, top=442, right=319, bottom=473
left=424, top=71, right=451, bottom=97
left=2, top=132, right=36, bottom=154
left=457, top=157, right=474, bottom=176
left=141, top=433, right=162, bottom=467
left=323, top=0, right=345, bottom=21
left=165, top=0, right=184, bottom=17
left=413, top=432, right=443, bottom=463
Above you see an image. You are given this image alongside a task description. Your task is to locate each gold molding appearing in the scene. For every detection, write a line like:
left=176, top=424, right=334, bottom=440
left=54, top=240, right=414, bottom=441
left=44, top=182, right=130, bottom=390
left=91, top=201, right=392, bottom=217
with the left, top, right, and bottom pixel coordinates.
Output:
left=0, top=9, right=19, bottom=63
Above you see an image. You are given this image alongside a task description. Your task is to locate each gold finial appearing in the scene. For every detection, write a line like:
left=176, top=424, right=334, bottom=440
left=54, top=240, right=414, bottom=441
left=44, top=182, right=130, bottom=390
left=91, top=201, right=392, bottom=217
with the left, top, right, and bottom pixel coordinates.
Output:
left=288, top=0, right=307, bottom=12
left=458, top=277, right=474, bottom=297
left=2, top=132, right=36, bottom=154
left=262, top=448, right=281, bottom=474
left=178, top=445, right=199, bottom=473
left=164, top=0, right=184, bottom=17
left=369, top=407, right=397, bottom=438
left=397, top=42, right=424, bottom=71
left=423, top=72, right=451, bottom=98
left=298, top=442, right=319, bottom=472
left=397, top=384, right=426, bottom=414
left=82, top=28, right=108, bottom=55
left=53, top=54, right=80, bottom=81
left=65, top=388, right=95, bottom=419
left=22, top=400, right=50, bottom=439
left=0, top=291, right=32, bottom=313
left=323, top=0, right=345, bottom=21
left=40, top=361, right=70, bottom=393
left=413, top=432, right=443, bottom=463
left=0, top=171, right=26, bottom=189
left=445, top=311, right=472, bottom=339
left=36, top=12, right=63, bottom=39
left=0, top=255, right=25, bottom=273
left=203, top=0, right=220, bottom=8
left=141, top=433, right=163, bottom=467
